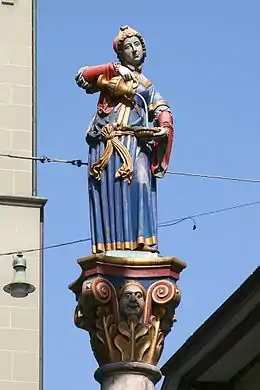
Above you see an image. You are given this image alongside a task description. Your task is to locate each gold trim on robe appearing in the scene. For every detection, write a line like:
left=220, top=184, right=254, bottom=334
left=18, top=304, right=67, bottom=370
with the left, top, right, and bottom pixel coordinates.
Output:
left=92, top=235, right=157, bottom=254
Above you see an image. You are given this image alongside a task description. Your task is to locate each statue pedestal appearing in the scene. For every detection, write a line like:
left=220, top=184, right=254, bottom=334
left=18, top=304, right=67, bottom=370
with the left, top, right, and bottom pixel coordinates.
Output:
left=94, top=362, right=161, bottom=390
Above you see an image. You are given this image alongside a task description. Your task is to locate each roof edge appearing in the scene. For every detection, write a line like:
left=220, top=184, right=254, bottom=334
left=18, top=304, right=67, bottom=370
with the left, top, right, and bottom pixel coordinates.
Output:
left=161, top=267, right=260, bottom=375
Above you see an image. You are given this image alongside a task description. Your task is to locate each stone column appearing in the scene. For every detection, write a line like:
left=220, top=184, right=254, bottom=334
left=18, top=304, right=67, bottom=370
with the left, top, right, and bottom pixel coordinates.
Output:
left=95, top=362, right=161, bottom=390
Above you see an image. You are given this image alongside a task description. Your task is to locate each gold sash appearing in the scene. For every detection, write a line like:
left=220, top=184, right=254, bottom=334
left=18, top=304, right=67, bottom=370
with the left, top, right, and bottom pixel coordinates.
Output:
left=89, top=123, right=134, bottom=184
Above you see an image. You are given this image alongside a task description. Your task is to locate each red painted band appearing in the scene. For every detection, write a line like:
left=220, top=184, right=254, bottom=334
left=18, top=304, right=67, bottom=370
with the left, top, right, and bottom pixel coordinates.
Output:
left=83, top=264, right=179, bottom=279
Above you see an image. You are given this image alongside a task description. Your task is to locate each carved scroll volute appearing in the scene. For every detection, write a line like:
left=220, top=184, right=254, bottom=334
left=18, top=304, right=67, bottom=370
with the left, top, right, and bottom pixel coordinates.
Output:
left=90, top=277, right=119, bottom=323
left=139, top=280, right=182, bottom=365
left=74, top=304, right=88, bottom=330
left=89, top=278, right=120, bottom=365
left=74, top=281, right=94, bottom=331
left=143, top=280, right=181, bottom=324
left=74, top=277, right=119, bottom=332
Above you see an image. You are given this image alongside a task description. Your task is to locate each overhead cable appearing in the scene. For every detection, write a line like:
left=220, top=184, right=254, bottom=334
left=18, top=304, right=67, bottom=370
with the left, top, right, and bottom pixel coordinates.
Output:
left=0, top=153, right=87, bottom=167
left=0, top=152, right=259, bottom=183
left=166, top=170, right=260, bottom=184
left=0, top=238, right=91, bottom=257
left=159, top=200, right=260, bottom=227
left=0, top=199, right=259, bottom=258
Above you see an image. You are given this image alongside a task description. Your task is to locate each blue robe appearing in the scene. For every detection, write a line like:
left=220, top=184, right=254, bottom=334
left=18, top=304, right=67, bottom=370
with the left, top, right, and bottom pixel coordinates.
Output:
left=87, top=79, right=169, bottom=254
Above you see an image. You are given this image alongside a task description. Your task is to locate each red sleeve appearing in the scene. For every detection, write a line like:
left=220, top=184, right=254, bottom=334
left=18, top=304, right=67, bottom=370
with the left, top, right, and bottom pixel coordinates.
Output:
left=82, top=62, right=117, bottom=83
left=151, top=110, right=174, bottom=178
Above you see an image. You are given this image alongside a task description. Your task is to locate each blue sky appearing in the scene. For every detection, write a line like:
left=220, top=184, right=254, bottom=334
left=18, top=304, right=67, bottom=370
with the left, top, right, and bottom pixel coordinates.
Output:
left=37, top=1, right=260, bottom=388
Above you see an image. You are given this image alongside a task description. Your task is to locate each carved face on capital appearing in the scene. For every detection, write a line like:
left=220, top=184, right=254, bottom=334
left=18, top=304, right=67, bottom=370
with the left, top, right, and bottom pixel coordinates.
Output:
left=118, top=282, right=145, bottom=320
left=122, top=36, right=144, bottom=67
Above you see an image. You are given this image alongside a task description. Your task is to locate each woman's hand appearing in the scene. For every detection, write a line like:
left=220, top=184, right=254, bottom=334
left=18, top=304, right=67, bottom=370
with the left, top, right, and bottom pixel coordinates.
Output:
left=152, top=127, right=168, bottom=140
left=117, top=65, right=135, bottom=81
left=75, top=67, right=88, bottom=88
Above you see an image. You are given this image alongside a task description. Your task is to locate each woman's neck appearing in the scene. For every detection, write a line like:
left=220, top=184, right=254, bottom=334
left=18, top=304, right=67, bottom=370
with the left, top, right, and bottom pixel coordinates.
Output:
left=121, top=62, right=142, bottom=73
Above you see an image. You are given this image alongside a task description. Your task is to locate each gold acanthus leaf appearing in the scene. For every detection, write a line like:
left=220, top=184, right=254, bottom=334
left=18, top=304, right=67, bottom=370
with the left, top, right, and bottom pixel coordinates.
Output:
left=114, top=316, right=151, bottom=362
left=135, top=335, right=151, bottom=361
left=97, top=330, right=106, bottom=345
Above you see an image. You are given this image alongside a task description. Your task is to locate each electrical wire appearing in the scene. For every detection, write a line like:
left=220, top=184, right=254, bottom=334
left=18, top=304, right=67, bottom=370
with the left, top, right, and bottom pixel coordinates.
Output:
left=158, top=200, right=260, bottom=227
left=0, top=238, right=91, bottom=257
left=0, top=199, right=259, bottom=258
left=0, top=153, right=88, bottom=167
left=166, top=170, right=260, bottom=184
left=1, top=152, right=260, bottom=183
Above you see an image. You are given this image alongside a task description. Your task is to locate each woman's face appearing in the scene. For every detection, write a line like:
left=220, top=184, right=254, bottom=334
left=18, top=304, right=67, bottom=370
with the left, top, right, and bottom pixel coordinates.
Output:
left=122, top=36, right=144, bottom=67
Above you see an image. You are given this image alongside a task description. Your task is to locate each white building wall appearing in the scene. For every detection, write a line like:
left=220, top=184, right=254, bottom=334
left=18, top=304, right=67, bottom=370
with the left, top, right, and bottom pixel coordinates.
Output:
left=0, top=0, right=34, bottom=196
left=0, top=1, right=45, bottom=390
left=0, top=201, right=44, bottom=390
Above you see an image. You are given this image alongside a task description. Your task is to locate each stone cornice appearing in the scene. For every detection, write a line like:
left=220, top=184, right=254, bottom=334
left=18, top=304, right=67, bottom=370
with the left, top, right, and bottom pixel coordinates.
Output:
left=0, top=195, right=47, bottom=208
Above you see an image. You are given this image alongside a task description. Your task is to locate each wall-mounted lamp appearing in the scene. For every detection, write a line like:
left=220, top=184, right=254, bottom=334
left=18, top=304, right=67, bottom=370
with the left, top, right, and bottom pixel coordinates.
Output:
left=3, top=252, right=36, bottom=298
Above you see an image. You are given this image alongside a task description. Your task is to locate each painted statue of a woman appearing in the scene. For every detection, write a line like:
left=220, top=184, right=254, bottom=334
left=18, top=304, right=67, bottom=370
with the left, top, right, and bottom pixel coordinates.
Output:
left=76, top=26, right=174, bottom=254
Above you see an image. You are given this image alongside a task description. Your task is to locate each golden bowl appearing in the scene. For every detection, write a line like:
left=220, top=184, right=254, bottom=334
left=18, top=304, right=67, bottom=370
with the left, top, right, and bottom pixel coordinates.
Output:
left=134, top=127, right=161, bottom=139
